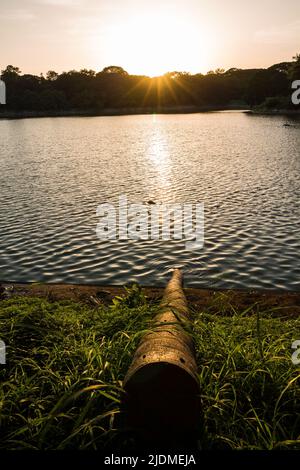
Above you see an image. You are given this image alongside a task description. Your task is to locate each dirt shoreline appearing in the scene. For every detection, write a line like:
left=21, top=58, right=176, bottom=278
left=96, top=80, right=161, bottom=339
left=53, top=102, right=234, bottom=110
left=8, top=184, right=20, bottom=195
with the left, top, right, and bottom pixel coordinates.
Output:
left=1, top=282, right=299, bottom=318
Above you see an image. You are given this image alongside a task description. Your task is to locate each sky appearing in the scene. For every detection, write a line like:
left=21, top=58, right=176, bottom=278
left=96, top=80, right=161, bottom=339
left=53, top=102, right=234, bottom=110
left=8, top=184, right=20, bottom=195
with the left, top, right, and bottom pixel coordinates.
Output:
left=0, top=0, right=300, bottom=77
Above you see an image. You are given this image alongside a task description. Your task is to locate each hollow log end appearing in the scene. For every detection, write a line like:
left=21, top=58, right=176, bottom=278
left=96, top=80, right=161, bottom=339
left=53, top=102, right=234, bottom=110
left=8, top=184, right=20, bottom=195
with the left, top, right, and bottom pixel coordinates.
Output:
left=123, top=362, right=201, bottom=442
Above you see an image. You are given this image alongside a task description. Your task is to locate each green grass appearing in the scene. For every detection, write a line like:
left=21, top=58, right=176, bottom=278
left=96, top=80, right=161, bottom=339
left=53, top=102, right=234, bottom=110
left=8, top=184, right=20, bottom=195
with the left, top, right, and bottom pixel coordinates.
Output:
left=0, top=287, right=300, bottom=450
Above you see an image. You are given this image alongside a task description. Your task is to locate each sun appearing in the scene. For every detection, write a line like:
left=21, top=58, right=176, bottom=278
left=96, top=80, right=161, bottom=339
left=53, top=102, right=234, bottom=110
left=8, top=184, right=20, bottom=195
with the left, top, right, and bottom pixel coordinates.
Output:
left=93, top=6, right=213, bottom=76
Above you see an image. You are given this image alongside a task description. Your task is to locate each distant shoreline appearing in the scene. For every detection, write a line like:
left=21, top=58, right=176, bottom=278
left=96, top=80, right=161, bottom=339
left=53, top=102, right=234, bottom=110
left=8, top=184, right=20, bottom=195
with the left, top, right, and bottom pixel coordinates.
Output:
left=1, top=106, right=300, bottom=120
left=247, top=108, right=300, bottom=116
left=0, top=104, right=249, bottom=120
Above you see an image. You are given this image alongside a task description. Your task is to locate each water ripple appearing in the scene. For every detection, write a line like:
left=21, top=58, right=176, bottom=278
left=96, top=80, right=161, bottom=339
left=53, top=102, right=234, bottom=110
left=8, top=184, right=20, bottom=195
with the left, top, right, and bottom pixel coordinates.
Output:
left=0, top=112, right=299, bottom=290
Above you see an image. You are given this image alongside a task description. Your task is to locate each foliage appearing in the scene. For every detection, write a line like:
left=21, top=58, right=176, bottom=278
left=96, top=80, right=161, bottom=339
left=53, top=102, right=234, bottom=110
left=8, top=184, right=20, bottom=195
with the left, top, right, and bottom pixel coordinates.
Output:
left=0, top=290, right=299, bottom=450
left=0, top=55, right=299, bottom=112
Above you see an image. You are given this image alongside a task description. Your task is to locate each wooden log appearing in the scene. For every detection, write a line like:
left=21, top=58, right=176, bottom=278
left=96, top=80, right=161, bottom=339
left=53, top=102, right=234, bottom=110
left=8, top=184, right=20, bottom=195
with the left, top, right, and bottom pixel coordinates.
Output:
left=123, top=268, right=201, bottom=445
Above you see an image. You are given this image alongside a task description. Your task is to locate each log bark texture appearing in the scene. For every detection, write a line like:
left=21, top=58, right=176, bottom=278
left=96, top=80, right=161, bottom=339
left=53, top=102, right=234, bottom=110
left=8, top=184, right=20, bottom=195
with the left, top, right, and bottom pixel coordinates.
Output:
left=123, top=268, right=201, bottom=444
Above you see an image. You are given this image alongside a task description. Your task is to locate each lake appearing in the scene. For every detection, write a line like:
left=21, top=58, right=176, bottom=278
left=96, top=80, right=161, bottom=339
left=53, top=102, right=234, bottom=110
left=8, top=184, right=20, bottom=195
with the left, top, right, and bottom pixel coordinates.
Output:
left=0, top=111, right=299, bottom=290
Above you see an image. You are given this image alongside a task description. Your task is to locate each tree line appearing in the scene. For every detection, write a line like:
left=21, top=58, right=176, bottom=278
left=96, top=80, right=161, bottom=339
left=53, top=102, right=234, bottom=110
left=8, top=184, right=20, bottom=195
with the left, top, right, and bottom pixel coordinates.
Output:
left=1, top=56, right=299, bottom=113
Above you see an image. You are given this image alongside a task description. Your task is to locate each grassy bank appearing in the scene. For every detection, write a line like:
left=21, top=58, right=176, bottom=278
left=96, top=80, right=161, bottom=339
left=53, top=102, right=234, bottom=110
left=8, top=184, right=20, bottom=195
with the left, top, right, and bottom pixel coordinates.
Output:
left=0, top=287, right=300, bottom=450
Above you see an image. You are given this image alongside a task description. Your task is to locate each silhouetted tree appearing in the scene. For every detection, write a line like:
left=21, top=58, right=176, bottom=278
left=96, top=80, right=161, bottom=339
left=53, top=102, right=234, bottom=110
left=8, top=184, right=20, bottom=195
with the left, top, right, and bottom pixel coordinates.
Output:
left=1, top=65, right=21, bottom=78
left=101, top=66, right=128, bottom=75
left=290, top=54, right=300, bottom=81
left=0, top=57, right=297, bottom=113
left=46, top=71, right=58, bottom=81
left=246, top=69, right=289, bottom=105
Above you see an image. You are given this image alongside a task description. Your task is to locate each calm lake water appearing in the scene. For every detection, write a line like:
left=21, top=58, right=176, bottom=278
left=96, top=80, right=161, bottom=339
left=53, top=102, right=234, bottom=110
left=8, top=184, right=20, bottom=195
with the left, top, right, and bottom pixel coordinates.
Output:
left=0, top=112, right=299, bottom=290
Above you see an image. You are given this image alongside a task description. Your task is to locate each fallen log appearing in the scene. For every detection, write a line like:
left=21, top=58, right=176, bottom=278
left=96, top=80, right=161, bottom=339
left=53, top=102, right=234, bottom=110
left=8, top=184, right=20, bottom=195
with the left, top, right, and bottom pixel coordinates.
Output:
left=123, top=268, right=201, bottom=446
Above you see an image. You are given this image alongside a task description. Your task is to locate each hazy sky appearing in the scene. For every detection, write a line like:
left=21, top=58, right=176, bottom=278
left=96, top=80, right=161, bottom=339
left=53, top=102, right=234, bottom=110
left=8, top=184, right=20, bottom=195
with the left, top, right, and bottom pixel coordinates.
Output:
left=1, top=0, right=300, bottom=76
